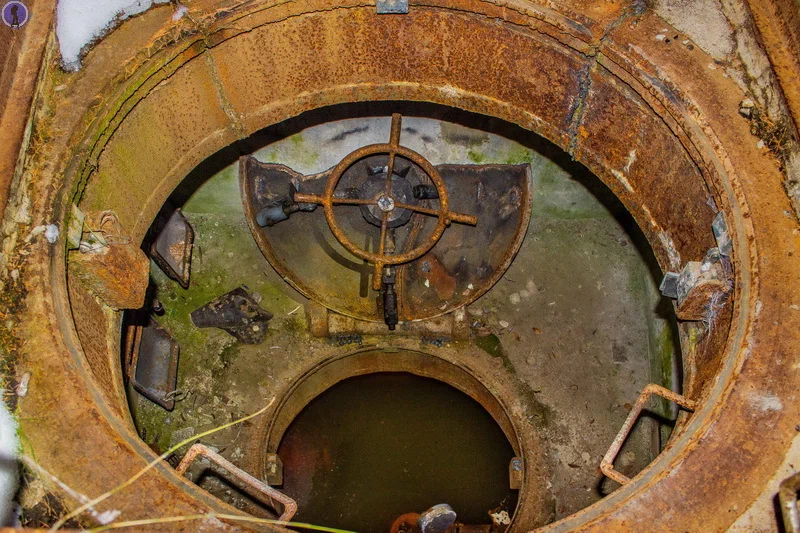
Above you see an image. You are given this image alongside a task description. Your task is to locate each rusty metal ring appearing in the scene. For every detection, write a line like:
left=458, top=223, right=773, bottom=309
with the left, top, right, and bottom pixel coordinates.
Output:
left=322, top=144, right=450, bottom=266
left=294, top=114, right=477, bottom=289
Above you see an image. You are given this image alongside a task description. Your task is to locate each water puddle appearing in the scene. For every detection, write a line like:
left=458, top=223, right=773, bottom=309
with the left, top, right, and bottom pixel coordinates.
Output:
left=278, top=373, right=517, bottom=532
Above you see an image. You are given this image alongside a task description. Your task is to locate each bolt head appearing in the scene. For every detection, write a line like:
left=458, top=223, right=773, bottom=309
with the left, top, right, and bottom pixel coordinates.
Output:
left=377, top=195, right=395, bottom=212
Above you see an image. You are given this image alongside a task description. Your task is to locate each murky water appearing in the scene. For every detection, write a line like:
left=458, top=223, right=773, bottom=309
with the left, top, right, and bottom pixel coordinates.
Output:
left=278, top=373, right=518, bottom=532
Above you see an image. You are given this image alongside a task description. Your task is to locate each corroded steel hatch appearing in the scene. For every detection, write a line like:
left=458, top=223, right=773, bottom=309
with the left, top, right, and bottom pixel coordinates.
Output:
left=15, top=1, right=799, bottom=531
left=241, top=113, right=532, bottom=328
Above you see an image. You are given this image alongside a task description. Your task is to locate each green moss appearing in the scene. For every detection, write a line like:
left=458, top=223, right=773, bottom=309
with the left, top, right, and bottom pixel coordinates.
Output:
left=687, top=324, right=702, bottom=352
left=0, top=246, right=29, bottom=390
left=532, top=159, right=615, bottom=220
left=183, top=164, right=241, bottom=214
left=503, top=146, right=534, bottom=165
left=658, top=326, right=675, bottom=390
left=518, top=382, right=555, bottom=427
left=474, top=333, right=503, bottom=357
left=287, top=134, right=319, bottom=168
left=474, top=334, right=517, bottom=375
left=467, top=149, right=486, bottom=164
left=217, top=343, right=240, bottom=370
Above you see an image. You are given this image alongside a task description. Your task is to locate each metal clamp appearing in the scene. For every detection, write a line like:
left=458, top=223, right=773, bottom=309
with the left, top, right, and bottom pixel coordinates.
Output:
left=780, top=471, right=800, bottom=532
left=600, top=384, right=697, bottom=485
left=176, top=443, right=297, bottom=521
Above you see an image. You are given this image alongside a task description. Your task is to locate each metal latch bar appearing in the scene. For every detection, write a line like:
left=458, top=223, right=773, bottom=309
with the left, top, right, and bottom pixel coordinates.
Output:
left=600, top=384, right=697, bottom=485
left=176, top=443, right=297, bottom=521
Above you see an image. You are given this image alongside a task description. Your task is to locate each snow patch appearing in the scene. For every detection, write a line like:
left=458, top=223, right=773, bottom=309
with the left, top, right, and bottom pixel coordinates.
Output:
left=15, top=374, right=29, bottom=398
left=56, top=0, right=171, bottom=71
left=0, top=393, right=19, bottom=526
left=171, top=4, right=188, bottom=21
left=44, top=224, right=59, bottom=244
left=95, top=509, right=121, bottom=525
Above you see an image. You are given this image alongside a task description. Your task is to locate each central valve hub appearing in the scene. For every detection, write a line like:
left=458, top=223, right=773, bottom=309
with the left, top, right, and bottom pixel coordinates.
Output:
left=360, top=170, right=413, bottom=227
left=376, top=195, right=394, bottom=212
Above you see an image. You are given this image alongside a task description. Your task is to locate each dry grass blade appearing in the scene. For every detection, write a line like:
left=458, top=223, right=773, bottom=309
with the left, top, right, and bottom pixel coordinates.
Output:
left=88, top=513, right=358, bottom=533
left=50, top=398, right=275, bottom=531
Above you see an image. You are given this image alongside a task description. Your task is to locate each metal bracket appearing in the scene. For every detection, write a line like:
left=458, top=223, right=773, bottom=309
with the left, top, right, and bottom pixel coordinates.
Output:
left=509, top=457, right=523, bottom=490
left=780, top=471, right=800, bottom=532
left=659, top=247, right=731, bottom=321
left=190, top=287, right=273, bottom=344
left=150, top=207, right=195, bottom=289
left=126, top=318, right=180, bottom=411
left=712, top=211, right=732, bottom=257
left=377, top=0, right=408, bottom=14
left=176, top=443, right=297, bottom=522
left=69, top=211, right=150, bottom=310
left=600, top=384, right=697, bottom=485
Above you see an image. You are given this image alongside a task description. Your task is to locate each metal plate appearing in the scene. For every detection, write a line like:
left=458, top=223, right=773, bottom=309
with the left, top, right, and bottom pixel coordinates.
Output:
left=150, top=207, right=194, bottom=289
left=127, top=318, right=180, bottom=410
left=241, top=156, right=532, bottom=323
left=190, top=287, right=273, bottom=344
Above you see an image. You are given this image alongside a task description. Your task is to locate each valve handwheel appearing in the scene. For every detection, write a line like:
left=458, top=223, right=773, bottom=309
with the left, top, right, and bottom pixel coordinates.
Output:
left=294, top=113, right=478, bottom=290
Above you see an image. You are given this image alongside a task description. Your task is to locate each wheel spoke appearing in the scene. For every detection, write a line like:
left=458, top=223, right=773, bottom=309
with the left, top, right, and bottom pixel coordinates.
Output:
left=377, top=212, right=389, bottom=256
left=392, top=201, right=478, bottom=226
left=392, top=201, right=438, bottom=217
left=294, top=193, right=379, bottom=208
left=388, top=113, right=402, bottom=148
left=385, top=151, right=396, bottom=196
left=373, top=213, right=390, bottom=290
left=445, top=212, right=478, bottom=225
left=331, top=197, right=378, bottom=207
left=385, top=114, right=403, bottom=196
left=372, top=262, right=384, bottom=292
left=293, top=192, right=324, bottom=205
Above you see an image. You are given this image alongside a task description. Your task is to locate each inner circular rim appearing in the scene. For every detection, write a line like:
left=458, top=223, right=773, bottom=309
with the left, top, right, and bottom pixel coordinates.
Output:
left=259, top=348, right=539, bottom=527
left=46, top=2, right=760, bottom=527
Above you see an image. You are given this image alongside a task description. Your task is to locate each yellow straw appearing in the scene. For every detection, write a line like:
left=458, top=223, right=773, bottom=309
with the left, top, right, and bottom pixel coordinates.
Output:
left=89, top=513, right=358, bottom=533
left=50, top=399, right=274, bottom=531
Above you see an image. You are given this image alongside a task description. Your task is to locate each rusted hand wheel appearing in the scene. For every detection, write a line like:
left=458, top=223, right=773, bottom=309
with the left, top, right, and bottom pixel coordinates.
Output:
left=295, top=113, right=478, bottom=290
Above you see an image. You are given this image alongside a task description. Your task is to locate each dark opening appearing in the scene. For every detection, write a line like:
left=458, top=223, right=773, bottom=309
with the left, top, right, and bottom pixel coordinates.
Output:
left=277, top=373, right=518, bottom=532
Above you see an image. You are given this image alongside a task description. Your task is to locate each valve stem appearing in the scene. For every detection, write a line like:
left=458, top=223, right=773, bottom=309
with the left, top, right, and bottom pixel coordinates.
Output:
left=382, top=265, right=398, bottom=330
